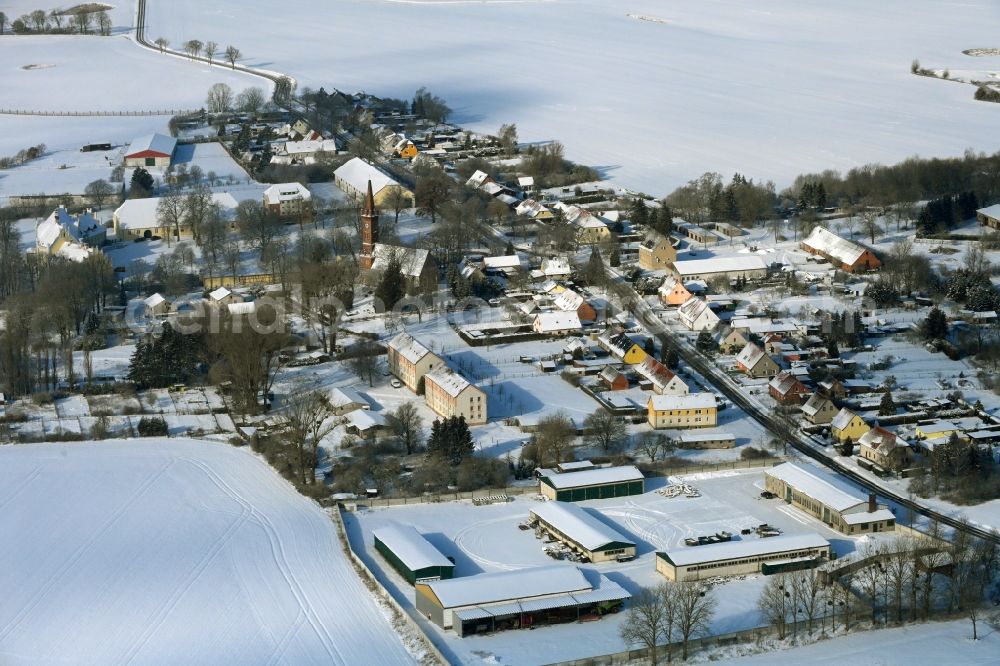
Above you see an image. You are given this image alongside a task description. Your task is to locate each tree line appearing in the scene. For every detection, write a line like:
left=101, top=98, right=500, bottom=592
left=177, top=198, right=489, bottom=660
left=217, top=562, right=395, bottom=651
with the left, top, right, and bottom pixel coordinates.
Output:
left=2, top=8, right=112, bottom=35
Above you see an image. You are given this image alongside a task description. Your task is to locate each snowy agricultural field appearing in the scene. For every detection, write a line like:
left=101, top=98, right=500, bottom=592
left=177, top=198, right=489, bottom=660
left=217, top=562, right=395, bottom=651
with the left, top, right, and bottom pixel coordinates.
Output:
left=1, top=1, right=135, bottom=28
left=0, top=143, right=125, bottom=202
left=146, top=0, right=1000, bottom=195
left=0, top=114, right=169, bottom=162
left=347, top=466, right=887, bottom=665
left=0, top=439, right=415, bottom=665
left=723, top=618, right=998, bottom=666
left=1, top=35, right=261, bottom=112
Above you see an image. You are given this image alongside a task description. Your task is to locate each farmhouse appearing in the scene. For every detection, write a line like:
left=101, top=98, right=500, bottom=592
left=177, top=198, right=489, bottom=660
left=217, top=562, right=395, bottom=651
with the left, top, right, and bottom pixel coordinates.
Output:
left=801, top=394, right=838, bottom=425
left=658, top=276, right=693, bottom=306
left=764, top=463, right=896, bottom=534
left=208, top=286, right=238, bottom=307
left=768, top=371, right=808, bottom=405
left=532, top=311, right=583, bottom=336
left=386, top=332, right=443, bottom=393
left=530, top=501, right=636, bottom=563
left=639, top=235, right=677, bottom=270
left=669, top=255, right=768, bottom=282
left=801, top=226, right=880, bottom=273
left=677, top=296, right=720, bottom=332
left=831, top=408, right=870, bottom=443
left=123, top=133, right=176, bottom=167
left=333, top=157, right=413, bottom=206
left=34, top=206, right=105, bottom=261
left=515, top=199, right=554, bottom=221
left=718, top=326, right=750, bottom=354
left=373, top=524, right=454, bottom=585
left=734, top=342, right=780, bottom=378
left=537, top=465, right=645, bottom=501
left=328, top=386, right=370, bottom=416
left=143, top=293, right=169, bottom=317
left=647, top=393, right=718, bottom=429
left=263, top=182, right=313, bottom=221
left=858, top=426, right=912, bottom=474
left=976, top=204, right=1000, bottom=230
left=344, top=409, right=387, bottom=436
left=424, top=367, right=487, bottom=425
left=414, top=565, right=630, bottom=636
left=677, top=431, right=736, bottom=449
left=655, top=533, right=831, bottom=582
left=112, top=193, right=238, bottom=240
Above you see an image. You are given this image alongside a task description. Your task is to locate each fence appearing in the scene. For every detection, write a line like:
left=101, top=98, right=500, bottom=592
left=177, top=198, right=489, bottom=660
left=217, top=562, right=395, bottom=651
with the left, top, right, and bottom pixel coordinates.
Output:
left=330, top=505, right=451, bottom=666
left=348, top=484, right=539, bottom=508
left=0, top=109, right=196, bottom=117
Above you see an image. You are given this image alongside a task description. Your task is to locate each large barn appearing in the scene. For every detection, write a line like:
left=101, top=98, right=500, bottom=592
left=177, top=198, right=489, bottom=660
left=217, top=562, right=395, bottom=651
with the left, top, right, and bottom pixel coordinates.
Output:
left=123, top=133, right=177, bottom=168
left=529, top=501, right=636, bottom=563
left=414, top=565, right=630, bottom=636
left=372, top=524, right=454, bottom=585
left=537, top=465, right=645, bottom=501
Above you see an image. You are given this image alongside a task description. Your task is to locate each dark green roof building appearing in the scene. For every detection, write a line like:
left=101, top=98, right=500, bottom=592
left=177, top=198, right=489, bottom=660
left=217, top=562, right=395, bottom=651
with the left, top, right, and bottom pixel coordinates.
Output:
left=373, top=524, right=455, bottom=585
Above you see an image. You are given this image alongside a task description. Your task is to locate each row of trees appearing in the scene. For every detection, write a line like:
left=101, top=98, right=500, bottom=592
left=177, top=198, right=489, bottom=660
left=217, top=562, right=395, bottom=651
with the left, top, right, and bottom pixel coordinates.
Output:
left=2, top=8, right=111, bottom=35
left=152, top=37, right=242, bottom=69
left=620, top=582, right=718, bottom=663
left=205, top=83, right=267, bottom=114
left=0, top=144, right=46, bottom=171
left=916, top=191, right=979, bottom=234
left=665, top=172, right=777, bottom=226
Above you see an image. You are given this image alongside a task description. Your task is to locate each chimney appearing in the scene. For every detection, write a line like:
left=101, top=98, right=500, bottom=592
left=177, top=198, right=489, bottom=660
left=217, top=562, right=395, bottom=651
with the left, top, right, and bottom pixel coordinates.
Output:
left=868, top=493, right=876, bottom=513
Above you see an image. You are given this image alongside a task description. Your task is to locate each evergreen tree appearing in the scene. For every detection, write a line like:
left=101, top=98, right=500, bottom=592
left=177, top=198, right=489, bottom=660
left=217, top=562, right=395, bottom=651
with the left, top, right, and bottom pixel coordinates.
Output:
left=505, top=240, right=515, bottom=255
left=662, top=345, right=679, bottom=369
left=879, top=391, right=895, bottom=416
left=840, top=438, right=854, bottom=456
left=827, top=339, right=840, bottom=358
left=126, top=323, right=199, bottom=388
left=630, top=198, right=649, bottom=226
left=426, top=416, right=475, bottom=465
left=375, top=250, right=406, bottom=310
left=610, top=248, right=621, bottom=268
left=696, top=330, right=715, bottom=352
left=643, top=338, right=656, bottom=356
left=130, top=167, right=154, bottom=197
left=922, top=307, right=949, bottom=340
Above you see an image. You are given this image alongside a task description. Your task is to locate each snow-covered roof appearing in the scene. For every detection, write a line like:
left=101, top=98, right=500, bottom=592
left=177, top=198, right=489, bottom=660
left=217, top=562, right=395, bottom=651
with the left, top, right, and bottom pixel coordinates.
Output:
left=483, top=255, right=522, bottom=270
left=672, top=255, right=768, bottom=277
left=735, top=342, right=767, bottom=369
left=648, top=392, right=716, bottom=411
left=518, top=176, right=534, bottom=188
left=114, top=193, right=238, bottom=231
left=801, top=393, right=831, bottom=417
left=334, top=157, right=403, bottom=196
left=660, top=533, right=830, bottom=568
left=345, top=409, right=386, bottom=431
left=765, top=463, right=865, bottom=513
left=658, top=276, right=689, bottom=296
left=515, top=199, right=551, bottom=218
left=553, top=289, right=584, bottom=312
left=37, top=206, right=102, bottom=250
left=329, top=386, right=368, bottom=409
left=425, top=367, right=479, bottom=398
left=678, top=431, right=735, bottom=444
left=801, top=226, right=870, bottom=266
left=977, top=204, right=1000, bottom=220
left=209, top=286, right=232, bottom=302
left=282, top=138, right=337, bottom=155
left=678, top=296, right=717, bottom=324
left=125, top=133, right=176, bottom=158
left=530, top=502, right=635, bottom=552
left=533, top=311, right=582, bottom=332
left=372, top=524, right=453, bottom=571
left=465, top=170, right=492, bottom=188
left=768, top=370, right=803, bottom=396
left=635, top=357, right=683, bottom=392
left=557, top=460, right=594, bottom=472
left=263, top=182, right=311, bottom=204
left=387, top=332, right=435, bottom=365
left=371, top=244, right=431, bottom=278
left=858, top=426, right=904, bottom=452
left=842, top=509, right=896, bottom=525
left=538, top=465, right=643, bottom=490
left=421, top=565, right=591, bottom=609
left=144, top=293, right=166, bottom=308
left=227, top=302, right=256, bottom=315
left=831, top=407, right=861, bottom=431
left=541, top=257, right=571, bottom=276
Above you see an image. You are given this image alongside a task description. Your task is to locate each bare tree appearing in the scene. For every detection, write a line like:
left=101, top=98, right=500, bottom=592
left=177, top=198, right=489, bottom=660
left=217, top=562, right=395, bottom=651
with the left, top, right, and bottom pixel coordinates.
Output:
left=384, top=186, right=410, bottom=227
left=29, top=9, right=47, bottom=31
left=497, top=123, right=518, bottom=157
left=387, top=402, right=424, bottom=455
left=583, top=409, right=627, bottom=453
left=619, top=585, right=676, bottom=665
left=236, top=87, right=266, bottom=113
left=757, top=573, right=792, bottom=639
left=96, top=10, right=111, bottom=36
left=154, top=37, right=169, bottom=53
left=224, top=45, right=242, bottom=69
left=0, top=12, right=8, bottom=34
left=861, top=208, right=882, bottom=244
left=71, top=11, right=91, bottom=34
left=793, top=568, right=823, bottom=634
left=183, top=39, right=203, bottom=60
left=206, top=83, right=234, bottom=113
left=280, top=389, right=335, bottom=484
left=349, top=338, right=380, bottom=387
left=675, top=583, right=717, bottom=660
left=156, top=190, right=186, bottom=247
left=84, top=179, right=114, bottom=210
left=48, top=10, right=62, bottom=30
left=204, top=40, right=218, bottom=64
left=636, top=431, right=670, bottom=463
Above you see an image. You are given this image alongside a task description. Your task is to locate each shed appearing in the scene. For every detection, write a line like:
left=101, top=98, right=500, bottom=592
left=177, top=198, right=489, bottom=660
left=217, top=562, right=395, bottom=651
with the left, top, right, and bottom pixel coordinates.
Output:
left=373, top=524, right=454, bottom=585
left=537, top=465, right=644, bottom=501
left=530, top=502, right=636, bottom=563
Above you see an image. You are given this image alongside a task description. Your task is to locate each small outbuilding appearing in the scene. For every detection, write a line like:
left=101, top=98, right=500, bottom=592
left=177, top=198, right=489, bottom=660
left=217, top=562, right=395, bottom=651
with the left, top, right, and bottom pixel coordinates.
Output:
left=373, top=524, right=455, bottom=585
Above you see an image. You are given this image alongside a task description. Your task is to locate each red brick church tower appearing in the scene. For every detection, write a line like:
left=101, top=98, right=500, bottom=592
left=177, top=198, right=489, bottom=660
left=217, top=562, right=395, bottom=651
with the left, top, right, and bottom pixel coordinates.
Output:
left=359, top=179, right=379, bottom=271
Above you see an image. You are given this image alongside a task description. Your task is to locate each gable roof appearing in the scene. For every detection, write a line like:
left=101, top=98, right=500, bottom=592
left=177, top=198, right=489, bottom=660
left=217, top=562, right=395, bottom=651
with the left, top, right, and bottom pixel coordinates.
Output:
left=530, top=502, right=634, bottom=552
left=553, top=289, right=585, bottom=312
left=735, top=342, right=767, bottom=369
left=387, top=332, right=434, bottom=365
left=534, top=311, right=582, bottom=332
left=672, top=254, right=768, bottom=277
left=802, top=226, right=871, bottom=266
left=635, top=357, right=683, bottom=392
left=263, top=182, right=311, bottom=204
left=125, top=133, right=176, bottom=158
left=831, top=407, right=862, bottom=431
left=334, top=157, right=404, bottom=195
left=38, top=206, right=103, bottom=249
left=769, top=370, right=804, bottom=396
left=421, top=565, right=591, bottom=609
left=114, top=193, right=238, bottom=231
left=678, top=296, right=718, bottom=324
left=538, top=465, right=644, bottom=490
left=858, top=425, right=903, bottom=451
left=372, top=523, right=453, bottom=572
left=801, top=393, right=833, bottom=417
left=765, top=463, right=865, bottom=513
left=425, top=367, right=480, bottom=398
left=648, top=392, right=716, bottom=411
left=371, top=244, right=431, bottom=278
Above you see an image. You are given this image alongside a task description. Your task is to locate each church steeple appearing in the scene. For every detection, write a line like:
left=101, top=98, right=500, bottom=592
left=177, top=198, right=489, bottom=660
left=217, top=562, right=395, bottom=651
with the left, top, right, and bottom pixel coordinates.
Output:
left=359, top=179, right=379, bottom=271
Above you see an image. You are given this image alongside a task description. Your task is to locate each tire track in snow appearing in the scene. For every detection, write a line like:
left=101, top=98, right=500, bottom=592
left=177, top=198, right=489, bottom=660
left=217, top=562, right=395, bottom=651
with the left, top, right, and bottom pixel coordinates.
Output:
left=0, top=466, right=42, bottom=512
left=0, top=460, right=175, bottom=644
left=117, top=457, right=255, bottom=664
left=181, top=457, right=347, bottom=666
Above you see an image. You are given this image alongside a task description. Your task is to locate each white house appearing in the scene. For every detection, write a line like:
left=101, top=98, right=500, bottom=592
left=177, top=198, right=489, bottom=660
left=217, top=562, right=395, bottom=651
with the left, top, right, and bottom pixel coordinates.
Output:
left=677, top=296, right=721, bottom=331
left=533, top=311, right=582, bottom=335
left=143, top=293, right=169, bottom=317
left=34, top=206, right=105, bottom=262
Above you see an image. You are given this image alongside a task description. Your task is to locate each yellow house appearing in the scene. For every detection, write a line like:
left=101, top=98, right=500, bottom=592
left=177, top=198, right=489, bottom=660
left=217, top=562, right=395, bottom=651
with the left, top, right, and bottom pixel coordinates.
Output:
left=831, top=408, right=869, bottom=443
left=424, top=367, right=487, bottom=425
left=575, top=218, right=611, bottom=245
left=639, top=236, right=677, bottom=271
left=914, top=421, right=965, bottom=441
left=387, top=331, right=444, bottom=393
left=397, top=141, right=418, bottom=159
left=601, top=331, right=648, bottom=365
left=647, top=393, right=717, bottom=429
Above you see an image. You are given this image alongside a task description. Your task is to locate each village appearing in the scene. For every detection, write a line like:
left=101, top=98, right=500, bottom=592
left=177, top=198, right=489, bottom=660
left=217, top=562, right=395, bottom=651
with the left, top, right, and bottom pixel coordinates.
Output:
left=2, top=6, right=1000, bottom=662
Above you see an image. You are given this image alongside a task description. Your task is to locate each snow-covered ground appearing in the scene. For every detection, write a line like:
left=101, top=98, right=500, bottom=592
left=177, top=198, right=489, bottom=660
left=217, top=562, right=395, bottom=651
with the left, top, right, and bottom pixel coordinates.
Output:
left=0, top=438, right=415, bottom=665
left=347, top=466, right=891, bottom=665
left=146, top=0, right=1000, bottom=195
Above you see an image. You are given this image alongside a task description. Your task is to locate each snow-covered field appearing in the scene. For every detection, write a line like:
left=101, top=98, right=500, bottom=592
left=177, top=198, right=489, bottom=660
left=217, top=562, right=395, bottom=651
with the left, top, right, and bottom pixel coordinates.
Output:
left=0, top=439, right=415, bottom=665
left=145, top=0, right=1000, bottom=194
left=1, top=35, right=260, bottom=112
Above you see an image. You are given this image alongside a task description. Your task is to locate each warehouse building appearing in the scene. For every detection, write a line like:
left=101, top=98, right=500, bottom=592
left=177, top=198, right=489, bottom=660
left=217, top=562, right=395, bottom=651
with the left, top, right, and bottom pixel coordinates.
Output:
left=415, top=565, right=630, bottom=636
left=656, top=533, right=831, bottom=582
left=372, top=524, right=455, bottom=585
left=537, top=465, right=645, bottom=501
left=764, top=463, right=896, bottom=535
left=529, top=501, right=636, bottom=563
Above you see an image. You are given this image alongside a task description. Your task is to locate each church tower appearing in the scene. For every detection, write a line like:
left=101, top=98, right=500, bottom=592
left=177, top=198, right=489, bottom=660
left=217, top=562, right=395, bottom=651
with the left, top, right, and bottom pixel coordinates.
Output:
left=359, top=179, right=379, bottom=271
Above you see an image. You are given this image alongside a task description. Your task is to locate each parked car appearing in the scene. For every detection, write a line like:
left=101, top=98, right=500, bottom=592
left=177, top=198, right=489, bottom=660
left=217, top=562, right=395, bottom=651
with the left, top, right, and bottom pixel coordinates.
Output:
left=390, top=379, right=402, bottom=389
